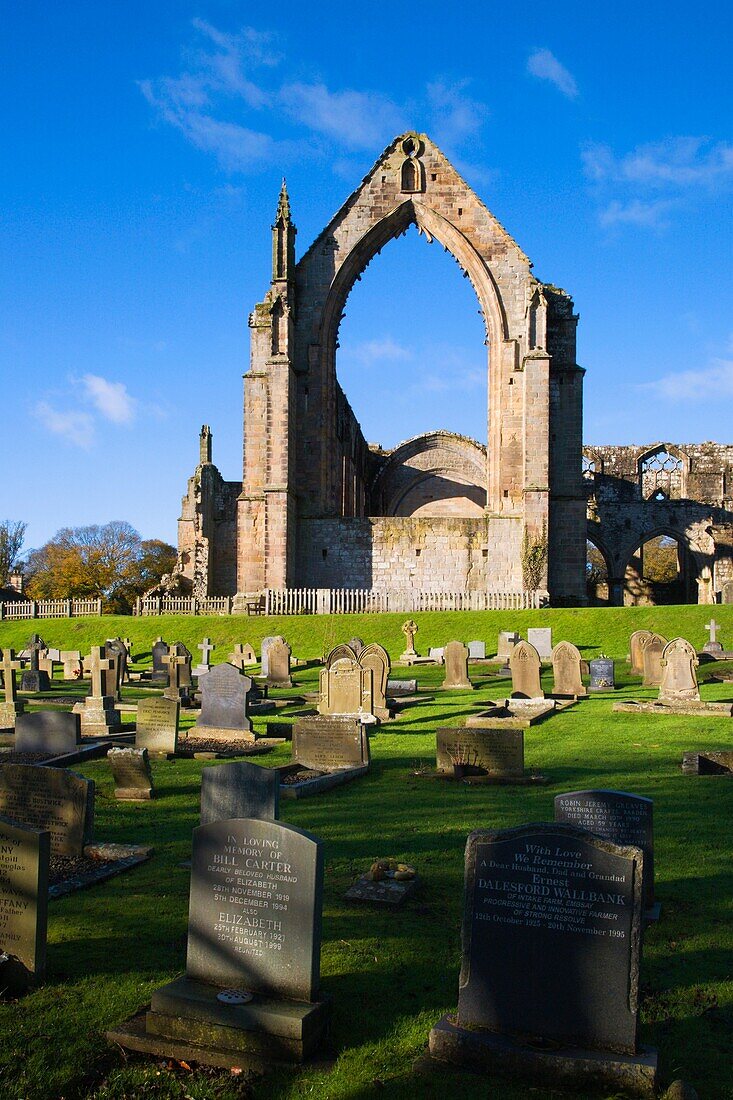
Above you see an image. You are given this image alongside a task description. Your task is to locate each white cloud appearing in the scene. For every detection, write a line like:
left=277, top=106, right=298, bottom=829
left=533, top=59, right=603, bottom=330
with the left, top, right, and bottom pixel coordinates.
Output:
left=343, top=337, right=413, bottom=366
left=583, top=137, right=733, bottom=188
left=599, top=198, right=675, bottom=229
left=279, top=83, right=405, bottom=150
left=80, top=374, right=136, bottom=424
left=527, top=49, right=578, bottom=98
left=422, top=367, right=485, bottom=393
left=638, top=351, right=733, bottom=402
left=34, top=402, right=95, bottom=449
left=427, top=80, right=488, bottom=147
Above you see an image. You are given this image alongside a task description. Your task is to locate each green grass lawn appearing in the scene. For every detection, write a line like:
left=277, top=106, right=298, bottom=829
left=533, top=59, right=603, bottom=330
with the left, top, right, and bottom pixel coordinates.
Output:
left=0, top=608, right=731, bottom=1099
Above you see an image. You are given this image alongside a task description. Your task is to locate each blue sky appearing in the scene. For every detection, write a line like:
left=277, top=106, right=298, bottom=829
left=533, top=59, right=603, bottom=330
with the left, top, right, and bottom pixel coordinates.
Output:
left=2, top=2, right=731, bottom=552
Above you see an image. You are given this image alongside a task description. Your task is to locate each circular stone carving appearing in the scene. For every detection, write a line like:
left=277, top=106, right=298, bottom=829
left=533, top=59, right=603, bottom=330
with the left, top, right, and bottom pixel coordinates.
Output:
left=401, top=134, right=423, bottom=158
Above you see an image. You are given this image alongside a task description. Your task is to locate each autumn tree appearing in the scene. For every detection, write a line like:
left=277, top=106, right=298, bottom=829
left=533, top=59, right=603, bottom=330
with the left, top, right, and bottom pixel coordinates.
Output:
left=25, top=523, right=176, bottom=612
left=0, top=520, right=26, bottom=586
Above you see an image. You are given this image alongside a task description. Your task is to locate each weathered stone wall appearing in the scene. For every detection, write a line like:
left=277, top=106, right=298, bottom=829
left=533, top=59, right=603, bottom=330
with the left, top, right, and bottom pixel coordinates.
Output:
left=586, top=443, right=733, bottom=603
left=369, top=432, right=487, bottom=517
left=296, top=516, right=522, bottom=591
left=178, top=456, right=240, bottom=598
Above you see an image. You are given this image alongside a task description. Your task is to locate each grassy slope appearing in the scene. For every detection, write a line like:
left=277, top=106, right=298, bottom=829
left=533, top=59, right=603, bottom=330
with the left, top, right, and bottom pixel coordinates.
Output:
left=0, top=604, right=731, bottom=662
left=0, top=608, right=730, bottom=1100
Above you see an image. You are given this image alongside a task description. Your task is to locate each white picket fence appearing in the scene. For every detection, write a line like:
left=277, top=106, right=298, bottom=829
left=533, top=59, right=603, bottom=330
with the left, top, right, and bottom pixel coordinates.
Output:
left=263, top=588, right=547, bottom=615
left=0, top=597, right=102, bottom=620
left=135, top=596, right=233, bottom=616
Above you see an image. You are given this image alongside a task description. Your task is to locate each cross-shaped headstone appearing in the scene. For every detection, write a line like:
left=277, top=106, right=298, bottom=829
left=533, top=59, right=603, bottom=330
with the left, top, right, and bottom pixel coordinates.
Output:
left=162, top=650, right=187, bottom=691
left=197, top=638, right=215, bottom=667
left=86, top=645, right=114, bottom=699
left=1, top=648, right=21, bottom=703
left=705, top=619, right=720, bottom=645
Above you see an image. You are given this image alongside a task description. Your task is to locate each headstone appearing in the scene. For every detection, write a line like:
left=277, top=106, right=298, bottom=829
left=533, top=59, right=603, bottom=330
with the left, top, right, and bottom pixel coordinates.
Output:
left=441, top=822, right=645, bottom=1057
left=702, top=618, right=724, bottom=657
left=722, top=580, right=733, bottom=605
left=60, top=650, right=83, bottom=680
left=136, top=817, right=328, bottom=1064
left=467, top=640, right=486, bottom=660
left=265, top=639, right=292, bottom=687
left=325, top=643, right=357, bottom=667
left=400, top=619, right=419, bottom=658
left=170, top=643, right=192, bottom=688
left=136, top=697, right=180, bottom=754
left=0, top=817, right=49, bottom=990
left=589, top=657, right=616, bottom=692
left=151, top=638, right=168, bottom=683
left=194, top=662, right=252, bottom=739
left=509, top=640, right=543, bottom=699
left=441, top=641, right=473, bottom=690
left=628, top=630, right=653, bottom=675
left=551, top=641, right=586, bottom=697
left=75, top=645, right=121, bottom=736
left=318, top=657, right=373, bottom=717
left=496, top=631, right=520, bottom=660
left=292, top=717, right=370, bottom=771
left=181, top=817, right=323, bottom=999
left=38, top=648, right=60, bottom=679
left=554, top=789, right=655, bottom=912
left=200, top=760, right=279, bottom=825
left=109, top=747, right=154, bottom=800
left=387, top=678, right=417, bottom=696
left=162, top=649, right=189, bottom=704
left=229, top=643, right=257, bottom=669
left=659, top=637, right=700, bottom=702
left=346, top=636, right=365, bottom=656
left=15, top=712, right=81, bottom=756
left=358, top=643, right=390, bottom=718
left=642, top=634, right=668, bottom=688
left=108, top=637, right=130, bottom=686
left=0, top=648, right=24, bottom=729
left=260, top=636, right=283, bottom=678
left=428, top=647, right=445, bottom=663
left=0, top=764, right=93, bottom=856
left=193, top=637, right=215, bottom=678
left=436, top=727, right=523, bottom=778
left=527, top=627, right=552, bottom=660
left=20, top=635, right=50, bottom=693
left=105, top=640, right=126, bottom=698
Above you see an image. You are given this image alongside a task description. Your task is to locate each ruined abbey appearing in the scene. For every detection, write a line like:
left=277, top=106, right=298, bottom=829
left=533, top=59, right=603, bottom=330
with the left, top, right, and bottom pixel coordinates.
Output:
left=176, top=133, right=733, bottom=607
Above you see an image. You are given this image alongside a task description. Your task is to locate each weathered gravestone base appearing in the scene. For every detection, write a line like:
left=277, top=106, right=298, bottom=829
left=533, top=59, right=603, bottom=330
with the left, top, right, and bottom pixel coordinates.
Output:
left=428, top=822, right=657, bottom=1096
left=466, top=699, right=560, bottom=728
left=0, top=818, right=49, bottom=992
left=108, top=747, right=155, bottom=800
left=275, top=716, right=370, bottom=798
left=108, top=817, right=330, bottom=1067
left=424, top=727, right=548, bottom=785
left=345, top=869, right=419, bottom=907
left=681, top=751, right=733, bottom=776
left=613, top=699, right=733, bottom=718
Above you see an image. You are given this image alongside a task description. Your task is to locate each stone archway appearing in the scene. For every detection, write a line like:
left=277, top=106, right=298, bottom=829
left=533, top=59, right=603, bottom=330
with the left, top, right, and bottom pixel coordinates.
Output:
left=238, top=133, right=586, bottom=602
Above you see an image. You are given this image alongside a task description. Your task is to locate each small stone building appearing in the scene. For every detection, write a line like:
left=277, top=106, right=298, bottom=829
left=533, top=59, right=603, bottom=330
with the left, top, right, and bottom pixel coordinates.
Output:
left=176, top=132, right=732, bottom=606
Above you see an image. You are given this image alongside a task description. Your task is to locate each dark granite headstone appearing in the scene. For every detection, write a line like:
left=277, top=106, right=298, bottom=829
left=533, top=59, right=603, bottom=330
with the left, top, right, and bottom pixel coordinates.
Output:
left=195, top=663, right=252, bottom=736
left=15, top=711, right=81, bottom=756
left=436, top=727, right=523, bottom=777
left=200, top=760, right=280, bottom=825
left=0, top=816, right=50, bottom=990
left=106, top=638, right=129, bottom=691
left=136, top=697, right=179, bottom=754
left=457, top=823, right=643, bottom=1054
left=151, top=639, right=168, bottom=684
left=0, top=764, right=93, bottom=856
left=20, top=635, right=50, bottom=693
left=186, top=817, right=323, bottom=1001
left=292, top=717, right=370, bottom=771
left=554, top=790, right=655, bottom=910
left=589, top=657, right=615, bottom=691
left=108, top=747, right=154, bottom=800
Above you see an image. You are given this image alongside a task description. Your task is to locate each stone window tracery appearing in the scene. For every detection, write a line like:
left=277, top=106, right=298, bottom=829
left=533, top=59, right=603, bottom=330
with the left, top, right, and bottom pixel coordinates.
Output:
left=640, top=448, right=683, bottom=500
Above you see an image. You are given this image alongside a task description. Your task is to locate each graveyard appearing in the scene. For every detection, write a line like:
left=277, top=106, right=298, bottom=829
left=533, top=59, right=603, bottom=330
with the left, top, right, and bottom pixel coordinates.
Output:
left=0, top=606, right=730, bottom=1099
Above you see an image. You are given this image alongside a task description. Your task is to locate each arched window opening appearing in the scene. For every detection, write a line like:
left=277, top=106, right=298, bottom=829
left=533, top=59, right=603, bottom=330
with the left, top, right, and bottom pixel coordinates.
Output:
left=401, top=157, right=421, bottom=193
left=582, top=455, right=597, bottom=480
left=641, top=448, right=683, bottom=500
left=624, top=533, right=694, bottom=605
left=586, top=539, right=609, bottom=604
